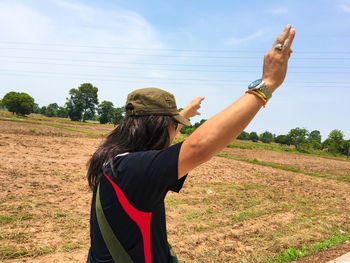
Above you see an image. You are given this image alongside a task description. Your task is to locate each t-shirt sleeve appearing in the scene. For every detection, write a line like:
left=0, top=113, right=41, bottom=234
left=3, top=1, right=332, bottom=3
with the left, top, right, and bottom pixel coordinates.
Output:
left=119, top=142, right=187, bottom=210
left=151, top=142, right=186, bottom=192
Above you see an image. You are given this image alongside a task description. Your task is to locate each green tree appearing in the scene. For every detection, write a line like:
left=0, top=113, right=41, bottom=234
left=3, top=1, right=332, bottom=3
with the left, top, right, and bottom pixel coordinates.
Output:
left=33, top=103, right=41, bottom=114
left=66, top=83, right=99, bottom=121
left=327, top=141, right=338, bottom=155
left=180, top=119, right=206, bottom=135
left=343, top=140, right=350, bottom=159
left=44, top=103, right=59, bottom=117
left=110, top=107, right=125, bottom=126
left=259, top=131, right=273, bottom=143
left=46, top=107, right=56, bottom=117
left=275, top=135, right=291, bottom=145
left=287, top=128, right=309, bottom=151
left=98, top=101, right=114, bottom=124
left=57, top=106, right=68, bottom=118
left=2, top=92, right=35, bottom=116
left=40, top=106, right=47, bottom=115
left=321, top=138, right=331, bottom=150
left=308, top=130, right=321, bottom=144
left=66, top=98, right=82, bottom=121
left=311, top=140, right=322, bottom=150
left=328, top=129, right=344, bottom=153
left=237, top=131, right=250, bottom=140
left=249, top=132, right=259, bottom=142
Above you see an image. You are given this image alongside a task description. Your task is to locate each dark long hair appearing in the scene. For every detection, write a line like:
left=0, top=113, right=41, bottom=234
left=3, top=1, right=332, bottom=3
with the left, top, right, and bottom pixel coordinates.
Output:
left=87, top=115, right=174, bottom=191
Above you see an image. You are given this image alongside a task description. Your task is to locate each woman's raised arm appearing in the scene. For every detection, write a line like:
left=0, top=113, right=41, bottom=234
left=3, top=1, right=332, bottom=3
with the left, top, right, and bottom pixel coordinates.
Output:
left=178, top=25, right=295, bottom=179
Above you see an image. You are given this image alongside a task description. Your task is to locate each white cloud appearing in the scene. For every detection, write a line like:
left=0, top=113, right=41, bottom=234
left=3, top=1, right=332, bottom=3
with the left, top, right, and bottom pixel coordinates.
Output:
left=266, top=8, right=289, bottom=15
left=0, top=0, right=164, bottom=49
left=0, top=2, right=53, bottom=42
left=48, top=0, right=164, bottom=50
left=224, top=29, right=266, bottom=46
left=337, top=4, right=350, bottom=13
left=0, top=0, right=167, bottom=106
left=50, top=0, right=95, bottom=22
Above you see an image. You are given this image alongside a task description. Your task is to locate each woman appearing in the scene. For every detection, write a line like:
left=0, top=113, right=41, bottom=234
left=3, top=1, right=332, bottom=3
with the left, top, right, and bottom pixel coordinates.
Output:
left=87, top=25, right=295, bottom=263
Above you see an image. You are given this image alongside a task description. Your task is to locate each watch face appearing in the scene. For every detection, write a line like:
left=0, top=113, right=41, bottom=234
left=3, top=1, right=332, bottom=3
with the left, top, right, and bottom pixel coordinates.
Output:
left=248, top=79, right=262, bottom=89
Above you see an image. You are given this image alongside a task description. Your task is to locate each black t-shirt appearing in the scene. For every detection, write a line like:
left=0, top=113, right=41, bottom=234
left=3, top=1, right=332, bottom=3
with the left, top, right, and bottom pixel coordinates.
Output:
left=89, top=142, right=187, bottom=263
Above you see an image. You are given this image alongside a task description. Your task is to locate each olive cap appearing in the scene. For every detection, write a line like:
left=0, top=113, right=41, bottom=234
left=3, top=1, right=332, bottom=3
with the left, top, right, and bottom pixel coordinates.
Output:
left=125, top=88, right=191, bottom=126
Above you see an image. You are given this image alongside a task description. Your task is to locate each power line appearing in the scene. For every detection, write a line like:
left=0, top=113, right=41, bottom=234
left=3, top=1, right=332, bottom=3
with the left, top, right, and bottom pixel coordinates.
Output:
left=1, top=47, right=350, bottom=60
left=2, top=72, right=348, bottom=88
left=0, top=69, right=259, bottom=82
left=1, top=41, right=350, bottom=54
left=4, top=61, right=261, bottom=73
left=2, top=56, right=350, bottom=69
left=1, top=55, right=260, bottom=68
left=3, top=60, right=350, bottom=74
left=0, top=69, right=349, bottom=86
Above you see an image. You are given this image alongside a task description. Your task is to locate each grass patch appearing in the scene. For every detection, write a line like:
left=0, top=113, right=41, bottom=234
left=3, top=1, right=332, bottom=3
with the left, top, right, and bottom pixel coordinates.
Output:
left=63, top=242, right=82, bottom=252
left=165, top=198, right=184, bottom=207
left=0, top=110, right=110, bottom=127
left=217, top=153, right=349, bottom=183
left=228, top=141, right=298, bottom=153
left=196, top=224, right=210, bottom=232
left=54, top=211, right=67, bottom=218
left=232, top=210, right=266, bottom=222
left=186, top=211, right=199, bottom=220
left=266, top=231, right=350, bottom=263
left=0, top=232, right=32, bottom=242
left=227, top=140, right=349, bottom=161
left=337, top=176, right=350, bottom=182
left=0, top=117, right=105, bottom=136
left=0, top=214, right=32, bottom=224
left=243, top=184, right=268, bottom=190
left=243, top=201, right=259, bottom=208
left=0, top=245, right=55, bottom=260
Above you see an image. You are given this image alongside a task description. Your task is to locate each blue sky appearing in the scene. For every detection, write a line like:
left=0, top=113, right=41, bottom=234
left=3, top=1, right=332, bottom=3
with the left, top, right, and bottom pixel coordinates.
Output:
left=0, top=0, right=349, bottom=140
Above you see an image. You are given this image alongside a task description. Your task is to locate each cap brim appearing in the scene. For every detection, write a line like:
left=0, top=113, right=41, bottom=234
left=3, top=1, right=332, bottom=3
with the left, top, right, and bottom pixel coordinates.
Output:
left=173, top=114, right=191, bottom=126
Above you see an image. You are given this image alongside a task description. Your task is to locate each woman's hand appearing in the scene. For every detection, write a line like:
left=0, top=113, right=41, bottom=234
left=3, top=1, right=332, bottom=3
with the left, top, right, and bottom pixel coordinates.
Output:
left=262, top=24, right=295, bottom=93
left=180, top=97, right=205, bottom=119
left=175, top=97, right=204, bottom=134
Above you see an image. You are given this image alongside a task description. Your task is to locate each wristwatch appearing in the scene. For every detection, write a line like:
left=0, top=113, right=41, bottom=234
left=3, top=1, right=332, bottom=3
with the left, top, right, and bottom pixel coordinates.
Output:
left=248, top=79, right=272, bottom=101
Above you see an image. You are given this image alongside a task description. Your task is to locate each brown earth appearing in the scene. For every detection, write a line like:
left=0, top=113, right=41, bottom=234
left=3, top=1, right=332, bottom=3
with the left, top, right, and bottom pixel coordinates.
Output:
left=222, top=147, right=350, bottom=178
left=0, top=119, right=349, bottom=263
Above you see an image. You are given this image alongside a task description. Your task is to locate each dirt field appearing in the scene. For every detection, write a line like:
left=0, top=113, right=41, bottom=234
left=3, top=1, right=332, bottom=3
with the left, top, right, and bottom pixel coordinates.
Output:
left=221, top=147, right=350, bottom=178
left=1, top=114, right=349, bottom=263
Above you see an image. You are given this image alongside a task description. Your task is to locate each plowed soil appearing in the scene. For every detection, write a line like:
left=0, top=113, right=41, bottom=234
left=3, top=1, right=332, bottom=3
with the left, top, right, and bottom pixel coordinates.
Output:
left=1, top=116, right=349, bottom=263
left=222, top=147, right=350, bottom=177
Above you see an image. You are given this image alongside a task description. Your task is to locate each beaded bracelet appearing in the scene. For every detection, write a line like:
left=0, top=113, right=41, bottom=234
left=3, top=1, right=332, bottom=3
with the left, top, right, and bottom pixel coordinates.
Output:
left=245, top=90, right=267, bottom=107
left=252, top=88, right=267, bottom=100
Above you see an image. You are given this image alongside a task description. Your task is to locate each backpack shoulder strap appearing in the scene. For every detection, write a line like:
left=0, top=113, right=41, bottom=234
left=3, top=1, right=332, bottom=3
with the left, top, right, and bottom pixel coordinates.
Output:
left=96, top=183, right=134, bottom=263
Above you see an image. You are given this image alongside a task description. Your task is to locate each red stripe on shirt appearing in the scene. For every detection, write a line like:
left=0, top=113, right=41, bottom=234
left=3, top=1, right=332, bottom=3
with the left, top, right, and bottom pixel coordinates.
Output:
left=103, top=172, right=152, bottom=263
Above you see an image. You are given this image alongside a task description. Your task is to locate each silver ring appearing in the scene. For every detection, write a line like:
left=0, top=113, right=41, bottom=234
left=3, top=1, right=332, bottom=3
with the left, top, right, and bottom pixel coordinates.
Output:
left=274, top=43, right=283, bottom=51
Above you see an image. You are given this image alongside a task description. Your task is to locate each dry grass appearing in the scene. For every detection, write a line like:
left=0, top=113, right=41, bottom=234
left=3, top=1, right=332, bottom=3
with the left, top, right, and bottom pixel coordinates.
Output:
left=0, top=114, right=349, bottom=262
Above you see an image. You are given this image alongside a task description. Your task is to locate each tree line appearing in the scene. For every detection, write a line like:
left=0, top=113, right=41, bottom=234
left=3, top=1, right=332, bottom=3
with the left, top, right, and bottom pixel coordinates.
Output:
left=1, top=83, right=349, bottom=157
left=181, top=120, right=350, bottom=158
left=0, top=83, right=124, bottom=125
